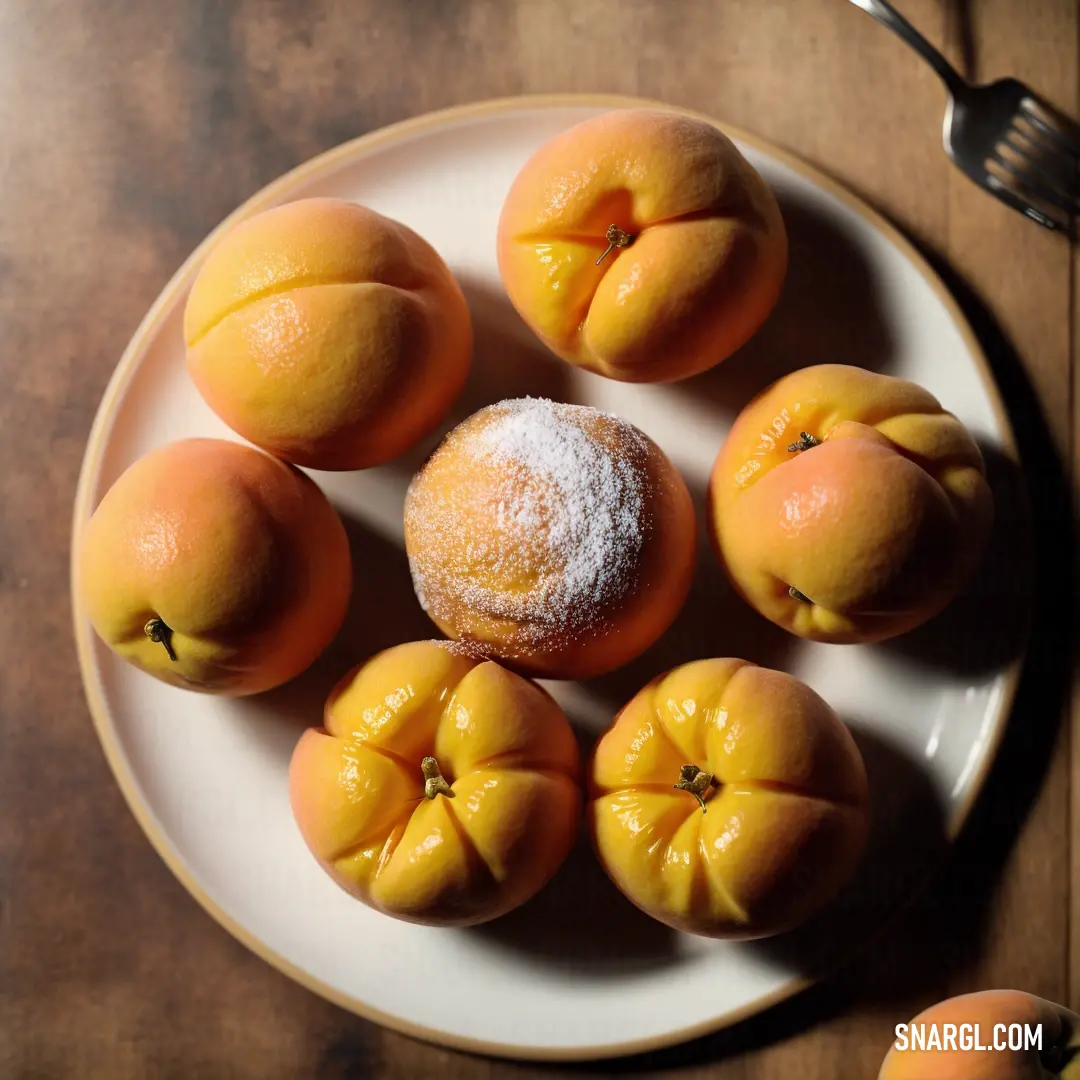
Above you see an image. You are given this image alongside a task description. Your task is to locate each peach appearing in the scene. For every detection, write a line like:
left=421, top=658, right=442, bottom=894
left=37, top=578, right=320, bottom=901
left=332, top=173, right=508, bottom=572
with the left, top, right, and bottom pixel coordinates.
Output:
left=76, top=438, right=351, bottom=695
left=497, top=108, right=788, bottom=383
left=289, top=641, right=581, bottom=926
left=878, top=990, right=1080, bottom=1079
left=403, top=397, right=696, bottom=679
left=708, top=364, right=993, bottom=643
left=184, top=197, right=472, bottom=470
left=589, top=658, right=869, bottom=939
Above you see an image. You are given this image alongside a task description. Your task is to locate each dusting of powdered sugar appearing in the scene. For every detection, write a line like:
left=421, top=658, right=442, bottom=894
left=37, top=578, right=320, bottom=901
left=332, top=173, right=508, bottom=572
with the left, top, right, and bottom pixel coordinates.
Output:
left=429, top=638, right=487, bottom=660
left=405, top=398, right=656, bottom=657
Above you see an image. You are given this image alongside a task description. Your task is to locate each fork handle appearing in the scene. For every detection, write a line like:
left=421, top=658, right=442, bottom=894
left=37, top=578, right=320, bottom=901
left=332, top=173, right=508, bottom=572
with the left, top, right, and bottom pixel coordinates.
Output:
left=848, top=0, right=967, bottom=95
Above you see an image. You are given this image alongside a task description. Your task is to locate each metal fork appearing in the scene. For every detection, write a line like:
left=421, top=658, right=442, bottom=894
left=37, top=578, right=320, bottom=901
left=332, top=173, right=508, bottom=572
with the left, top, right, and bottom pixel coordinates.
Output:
left=850, top=0, right=1080, bottom=232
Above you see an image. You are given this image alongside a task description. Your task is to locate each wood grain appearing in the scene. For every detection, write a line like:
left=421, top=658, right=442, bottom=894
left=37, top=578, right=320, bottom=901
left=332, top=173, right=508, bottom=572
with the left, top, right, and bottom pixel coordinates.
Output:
left=939, top=1, right=1076, bottom=1053
left=0, top=1, right=1074, bottom=1077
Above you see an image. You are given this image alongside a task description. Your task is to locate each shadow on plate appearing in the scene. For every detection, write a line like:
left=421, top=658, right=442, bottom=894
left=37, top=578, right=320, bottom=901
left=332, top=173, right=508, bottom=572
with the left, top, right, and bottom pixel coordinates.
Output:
left=667, top=187, right=898, bottom=417
left=572, top=726, right=947, bottom=1073
left=379, top=275, right=574, bottom=481
left=230, top=514, right=437, bottom=768
left=466, top=820, right=679, bottom=977
left=832, top=245, right=1076, bottom=1004
left=462, top=484, right=795, bottom=979
left=581, top=224, right=1075, bottom=1075
left=874, top=442, right=1031, bottom=677
left=747, top=724, right=949, bottom=980
left=238, top=277, right=577, bottom=765
left=581, top=478, right=797, bottom=712
left=233, top=226, right=1071, bottom=1070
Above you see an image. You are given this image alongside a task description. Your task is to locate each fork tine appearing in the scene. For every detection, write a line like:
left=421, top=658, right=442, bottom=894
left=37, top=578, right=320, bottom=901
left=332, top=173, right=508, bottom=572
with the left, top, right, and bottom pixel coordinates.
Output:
left=982, top=174, right=1069, bottom=231
left=1012, top=116, right=1080, bottom=177
left=986, top=156, right=1077, bottom=224
left=988, top=151, right=1079, bottom=214
left=1019, top=98, right=1080, bottom=158
left=1008, top=124, right=1080, bottom=177
left=1000, top=133, right=1080, bottom=200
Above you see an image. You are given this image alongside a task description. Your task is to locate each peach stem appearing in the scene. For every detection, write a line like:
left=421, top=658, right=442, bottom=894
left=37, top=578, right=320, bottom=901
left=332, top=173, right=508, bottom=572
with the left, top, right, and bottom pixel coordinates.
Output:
left=674, top=764, right=714, bottom=812
left=595, top=224, right=635, bottom=265
left=787, top=432, right=821, bottom=453
left=144, top=617, right=177, bottom=662
left=421, top=756, right=454, bottom=800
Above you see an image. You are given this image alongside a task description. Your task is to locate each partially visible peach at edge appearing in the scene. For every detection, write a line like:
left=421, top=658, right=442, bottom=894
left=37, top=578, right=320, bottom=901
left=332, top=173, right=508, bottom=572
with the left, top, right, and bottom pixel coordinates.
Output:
left=878, top=990, right=1080, bottom=1079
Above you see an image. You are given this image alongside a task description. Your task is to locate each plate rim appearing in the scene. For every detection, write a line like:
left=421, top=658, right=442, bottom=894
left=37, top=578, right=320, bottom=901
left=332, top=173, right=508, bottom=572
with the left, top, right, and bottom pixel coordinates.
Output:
left=70, top=92, right=1025, bottom=1062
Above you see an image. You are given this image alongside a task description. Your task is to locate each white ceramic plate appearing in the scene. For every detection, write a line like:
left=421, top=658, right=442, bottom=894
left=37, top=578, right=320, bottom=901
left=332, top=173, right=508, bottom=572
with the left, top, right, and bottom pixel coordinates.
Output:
left=72, top=95, right=1024, bottom=1061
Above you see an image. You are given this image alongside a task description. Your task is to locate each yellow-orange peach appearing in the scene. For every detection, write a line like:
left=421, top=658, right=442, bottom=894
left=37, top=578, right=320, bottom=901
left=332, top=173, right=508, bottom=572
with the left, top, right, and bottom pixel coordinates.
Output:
left=878, top=990, right=1080, bottom=1079
left=76, top=438, right=351, bottom=695
left=289, top=641, right=581, bottom=926
left=403, top=398, right=696, bottom=679
left=497, top=108, right=788, bottom=383
left=185, top=197, right=472, bottom=470
left=589, top=658, right=869, bottom=939
left=708, top=364, right=993, bottom=644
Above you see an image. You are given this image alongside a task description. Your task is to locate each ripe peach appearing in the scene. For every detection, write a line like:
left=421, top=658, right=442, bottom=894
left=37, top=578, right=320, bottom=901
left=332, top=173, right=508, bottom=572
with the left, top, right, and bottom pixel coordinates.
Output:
left=878, top=990, right=1080, bottom=1079
left=708, top=364, right=993, bottom=644
left=76, top=438, right=351, bottom=695
left=289, top=641, right=581, bottom=926
left=184, top=197, right=472, bottom=470
left=497, top=108, right=788, bottom=383
left=589, top=658, right=869, bottom=939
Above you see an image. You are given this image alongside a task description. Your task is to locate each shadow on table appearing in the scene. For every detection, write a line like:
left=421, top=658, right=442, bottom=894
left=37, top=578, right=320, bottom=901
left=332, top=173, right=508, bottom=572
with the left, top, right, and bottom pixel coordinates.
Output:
left=667, top=186, right=898, bottom=418
left=236, top=205, right=1070, bottom=1073
left=562, top=233, right=1073, bottom=1076
left=840, top=246, right=1076, bottom=1004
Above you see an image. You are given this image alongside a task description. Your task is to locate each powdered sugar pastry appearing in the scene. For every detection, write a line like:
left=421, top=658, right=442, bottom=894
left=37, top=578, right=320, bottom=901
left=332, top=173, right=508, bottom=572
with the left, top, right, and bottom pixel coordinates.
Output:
left=406, top=398, right=656, bottom=655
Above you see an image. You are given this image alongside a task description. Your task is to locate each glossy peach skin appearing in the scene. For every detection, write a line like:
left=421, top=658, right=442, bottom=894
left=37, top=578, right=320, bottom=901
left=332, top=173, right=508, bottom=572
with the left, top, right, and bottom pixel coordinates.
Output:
left=589, top=658, right=869, bottom=939
left=878, top=990, right=1080, bottom=1079
left=289, top=641, right=581, bottom=927
left=708, top=364, right=994, bottom=644
left=76, top=438, right=351, bottom=695
left=185, top=197, right=472, bottom=471
left=496, top=108, right=788, bottom=383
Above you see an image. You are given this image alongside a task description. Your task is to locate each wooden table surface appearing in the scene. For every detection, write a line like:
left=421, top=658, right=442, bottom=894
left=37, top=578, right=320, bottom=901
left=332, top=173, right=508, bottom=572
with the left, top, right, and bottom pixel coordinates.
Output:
left=1, top=1, right=1076, bottom=1076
